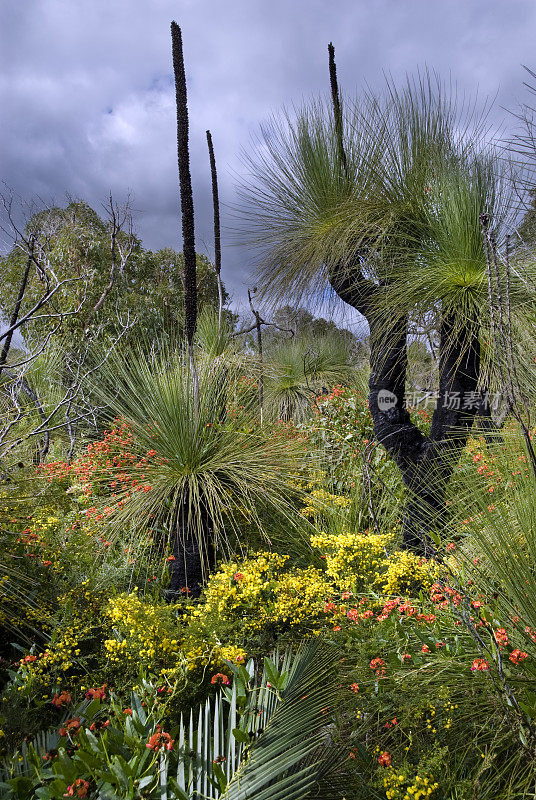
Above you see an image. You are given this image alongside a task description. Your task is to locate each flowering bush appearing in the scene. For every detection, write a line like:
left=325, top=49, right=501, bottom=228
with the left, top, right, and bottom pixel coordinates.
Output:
left=310, top=527, right=439, bottom=598
left=189, top=551, right=333, bottom=643
left=379, top=550, right=440, bottom=596
left=311, top=528, right=394, bottom=591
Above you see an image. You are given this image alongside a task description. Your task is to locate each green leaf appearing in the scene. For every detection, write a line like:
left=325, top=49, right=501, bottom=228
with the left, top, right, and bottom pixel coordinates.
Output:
left=232, top=728, right=250, bottom=744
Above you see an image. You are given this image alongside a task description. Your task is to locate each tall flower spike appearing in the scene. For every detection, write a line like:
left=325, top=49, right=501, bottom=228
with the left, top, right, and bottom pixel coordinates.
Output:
left=327, top=42, right=347, bottom=179
left=171, top=21, right=197, bottom=350
left=206, top=129, right=223, bottom=326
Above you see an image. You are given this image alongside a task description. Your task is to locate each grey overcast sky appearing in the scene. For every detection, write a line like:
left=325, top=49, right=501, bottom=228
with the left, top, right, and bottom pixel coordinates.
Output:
left=1, top=0, right=536, bottom=323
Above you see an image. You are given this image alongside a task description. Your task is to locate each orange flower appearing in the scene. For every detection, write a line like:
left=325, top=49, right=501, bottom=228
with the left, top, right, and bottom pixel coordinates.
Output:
left=59, top=718, right=81, bottom=737
left=234, top=572, right=244, bottom=581
left=64, top=779, right=90, bottom=798
left=509, top=649, right=528, bottom=664
left=85, top=684, right=106, bottom=701
left=369, top=657, right=386, bottom=677
left=89, top=719, right=110, bottom=732
left=471, top=658, right=489, bottom=671
left=146, top=726, right=174, bottom=751
left=18, top=654, right=37, bottom=665
left=52, top=691, right=71, bottom=708
left=494, top=628, right=509, bottom=647
left=211, top=673, right=230, bottom=686
left=378, top=751, right=391, bottom=766
left=349, top=683, right=359, bottom=693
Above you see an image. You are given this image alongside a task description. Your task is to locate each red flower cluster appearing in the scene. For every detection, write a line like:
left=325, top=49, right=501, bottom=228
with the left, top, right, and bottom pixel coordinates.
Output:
left=378, top=751, right=391, bottom=766
left=85, top=684, right=107, bottom=701
left=89, top=719, right=110, bottom=732
left=52, top=691, right=71, bottom=708
left=64, top=779, right=90, bottom=798
left=430, top=583, right=461, bottom=607
left=509, top=649, right=528, bottom=664
left=471, top=658, right=489, bottom=672
left=211, top=673, right=230, bottom=686
left=377, top=597, right=402, bottom=622
left=494, top=628, right=509, bottom=647
left=59, top=718, right=81, bottom=737
left=370, top=657, right=386, bottom=677
left=146, top=726, right=174, bottom=751
left=18, top=654, right=37, bottom=665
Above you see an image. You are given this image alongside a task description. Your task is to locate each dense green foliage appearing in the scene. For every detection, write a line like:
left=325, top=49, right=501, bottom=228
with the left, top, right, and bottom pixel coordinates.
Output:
left=0, top=201, right=228, bottom=350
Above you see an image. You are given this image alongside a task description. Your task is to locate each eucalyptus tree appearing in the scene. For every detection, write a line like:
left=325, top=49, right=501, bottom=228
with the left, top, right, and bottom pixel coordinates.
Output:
left=238, top=69, right=516, bottom=552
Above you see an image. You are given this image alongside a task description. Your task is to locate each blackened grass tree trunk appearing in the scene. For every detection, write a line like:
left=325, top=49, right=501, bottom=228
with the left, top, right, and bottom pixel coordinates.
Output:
left=329, top=268, right=480, bottom=553
left=167, top=493, right=216, bottom=600
left=326, top=45, right=482, bottom=554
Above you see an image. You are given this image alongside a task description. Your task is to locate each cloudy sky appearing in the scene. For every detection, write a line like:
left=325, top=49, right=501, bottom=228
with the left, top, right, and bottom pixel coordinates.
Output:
left=1, top=0, right=536, bottom=322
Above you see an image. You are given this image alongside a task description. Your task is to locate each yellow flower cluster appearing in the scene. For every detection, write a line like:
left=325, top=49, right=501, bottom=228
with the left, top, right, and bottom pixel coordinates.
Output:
left=13, top=582, right=109, bottom=690
left=161, top=642, right=247, bottom=679
left=310, top=529, right=439, bottom=597
left=103, top=590, right=247, bottom=682
left=379, top=551, right=440, bottom=596
left=104, top=591, right=181, bottom=670
left=192, top=552, right=333, bottom=634
left=31, top=511, right=60, bottom=532
left=383, top=768, right=439, bottom=800
left=16, top=617, right=88, bottom=691
left=311, top=529, right=394, bottom=591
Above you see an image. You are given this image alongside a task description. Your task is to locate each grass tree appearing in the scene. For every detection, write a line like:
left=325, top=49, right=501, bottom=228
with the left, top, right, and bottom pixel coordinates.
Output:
left=238, top=59, right=518, bottom=553
left=95, top=346, right=306, bottom=597
left=264, top=333, right=356, bottom=422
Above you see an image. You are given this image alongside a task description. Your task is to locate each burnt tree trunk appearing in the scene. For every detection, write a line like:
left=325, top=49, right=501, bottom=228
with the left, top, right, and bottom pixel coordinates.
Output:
left=330, top=265, right=480, bottom=554
left=167, top=496, right=216, bottom=600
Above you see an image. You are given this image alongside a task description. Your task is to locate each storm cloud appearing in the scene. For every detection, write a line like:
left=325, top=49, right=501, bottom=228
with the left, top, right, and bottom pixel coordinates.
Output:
left=1, top=0, right=535, bottom=320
